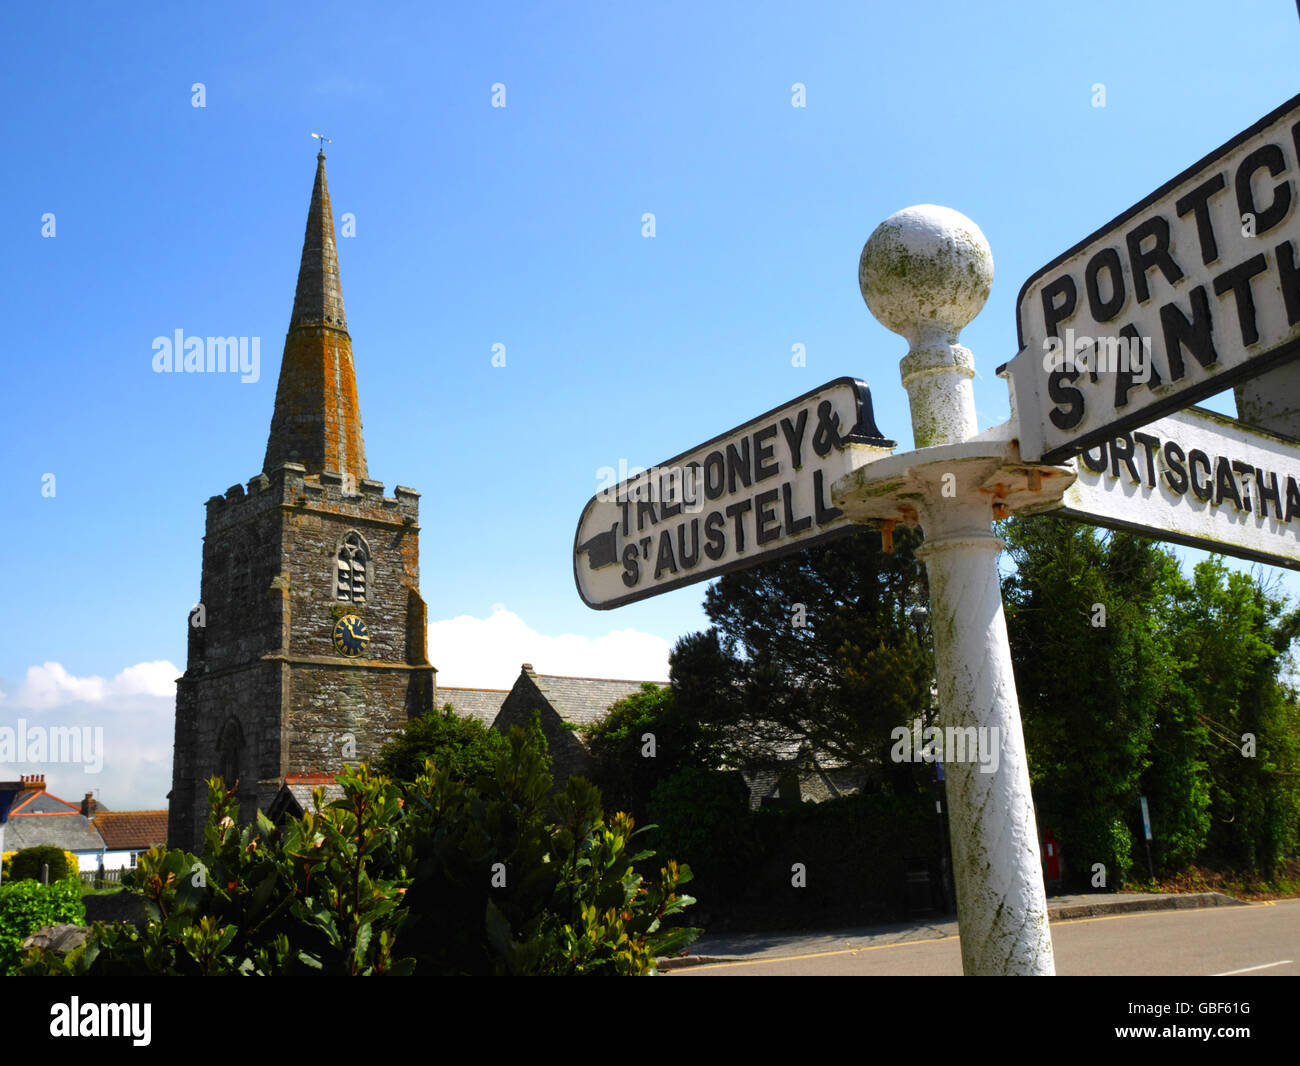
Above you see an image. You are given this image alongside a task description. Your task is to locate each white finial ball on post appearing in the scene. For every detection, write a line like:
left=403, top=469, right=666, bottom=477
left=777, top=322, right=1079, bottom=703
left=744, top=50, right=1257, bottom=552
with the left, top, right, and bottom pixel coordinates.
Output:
left=859, top=205, right=993, bottom=345
left=858, top=205, right=993, bottom=447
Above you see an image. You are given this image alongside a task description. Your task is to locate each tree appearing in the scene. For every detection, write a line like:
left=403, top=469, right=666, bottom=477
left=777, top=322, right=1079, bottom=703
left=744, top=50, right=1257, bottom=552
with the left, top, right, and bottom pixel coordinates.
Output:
left=584, top=682, right=717, bottom=820
left=662, top=502, right=1300, bottom=887
left=374, top=703, right=508, bottom=784
left=1002, top=516, right=1300, bottom=882
left=1162, top=559, right=1300, bottom=872
left=671, top=524, right=931, bottom=778
left=7, top=846, right=77, bottom=884
left=1001, top=517, right=1180, bottom=886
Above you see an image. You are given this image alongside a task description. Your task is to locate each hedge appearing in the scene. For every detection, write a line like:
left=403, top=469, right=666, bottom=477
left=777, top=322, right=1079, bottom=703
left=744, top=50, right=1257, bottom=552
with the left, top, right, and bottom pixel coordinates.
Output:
left=648, top=768, right=939, bottom=930
left=0, top=879, right=85, bottom=974
left=5, top=846, right=80, bottom=884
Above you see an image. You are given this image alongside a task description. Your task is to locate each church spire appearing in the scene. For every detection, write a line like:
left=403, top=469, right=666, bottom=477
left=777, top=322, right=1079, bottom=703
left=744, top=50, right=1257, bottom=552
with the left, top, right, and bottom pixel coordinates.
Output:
left=263, top=150, right=368, bottom=480
left=291, top=151, right=347, bottom=330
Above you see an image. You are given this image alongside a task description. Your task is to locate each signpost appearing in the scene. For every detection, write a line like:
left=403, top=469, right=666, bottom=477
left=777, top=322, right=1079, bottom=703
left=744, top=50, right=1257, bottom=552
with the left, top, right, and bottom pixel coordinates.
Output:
left=579, top=205, right=1069, bottom=975
left=1139, top=796, right=1155, bottom=881
left=573, top=97, right=1300, bottom=976
left=573, top=378, right=894, bottom=609
left=1006, top=93, right=1300, bottom=463
left=1019, top=404, right=1300, bottom=570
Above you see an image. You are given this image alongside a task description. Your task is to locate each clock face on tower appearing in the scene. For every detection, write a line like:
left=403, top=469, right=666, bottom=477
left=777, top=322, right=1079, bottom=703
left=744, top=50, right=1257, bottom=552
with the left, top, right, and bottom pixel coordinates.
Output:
left=332, top=614, right=370, bottom=658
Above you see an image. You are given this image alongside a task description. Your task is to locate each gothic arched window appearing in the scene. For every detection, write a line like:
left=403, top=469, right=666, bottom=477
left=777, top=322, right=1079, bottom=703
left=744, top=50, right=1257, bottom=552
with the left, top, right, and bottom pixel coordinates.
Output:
left=335, top=532, right=370, bottom=603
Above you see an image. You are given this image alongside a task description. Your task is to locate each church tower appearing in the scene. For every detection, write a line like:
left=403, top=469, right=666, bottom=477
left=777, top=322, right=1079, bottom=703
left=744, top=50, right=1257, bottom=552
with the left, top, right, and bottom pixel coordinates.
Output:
left=168, top=152, right=435, bottom=850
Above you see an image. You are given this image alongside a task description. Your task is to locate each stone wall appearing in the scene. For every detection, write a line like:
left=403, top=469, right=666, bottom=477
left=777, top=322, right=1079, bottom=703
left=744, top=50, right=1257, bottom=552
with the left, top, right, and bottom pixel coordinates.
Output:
left=168, top=662, right=285, bottom=848
left=286, top=663, right=430, bottom=769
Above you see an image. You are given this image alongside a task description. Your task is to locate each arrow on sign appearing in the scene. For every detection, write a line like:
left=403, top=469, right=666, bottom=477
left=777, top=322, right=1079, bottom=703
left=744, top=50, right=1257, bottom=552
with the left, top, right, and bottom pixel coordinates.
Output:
left=577, top=523, right=619, bottom=569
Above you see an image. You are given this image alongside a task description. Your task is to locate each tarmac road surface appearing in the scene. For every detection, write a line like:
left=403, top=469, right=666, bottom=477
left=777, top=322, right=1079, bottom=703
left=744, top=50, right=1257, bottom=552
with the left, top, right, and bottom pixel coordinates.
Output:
left=670, top=898, right=1300, bottom=976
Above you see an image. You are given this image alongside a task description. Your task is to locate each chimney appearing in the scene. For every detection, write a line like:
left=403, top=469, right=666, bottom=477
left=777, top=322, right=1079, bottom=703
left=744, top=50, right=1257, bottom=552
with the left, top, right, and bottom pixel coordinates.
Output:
left=81, top=792, right=96, bottom=816
left=20, top=773, right=45, bottom=791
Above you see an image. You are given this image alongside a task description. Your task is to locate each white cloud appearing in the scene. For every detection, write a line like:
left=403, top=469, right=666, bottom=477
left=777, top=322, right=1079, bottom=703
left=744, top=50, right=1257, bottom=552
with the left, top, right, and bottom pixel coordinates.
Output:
left=428, top=608, right=670, bottom=688
left=111, top=661, right=180, bottom=700
left=0, top=660, right=178, bottom=810
left=2, top=660, right=180, bottom=711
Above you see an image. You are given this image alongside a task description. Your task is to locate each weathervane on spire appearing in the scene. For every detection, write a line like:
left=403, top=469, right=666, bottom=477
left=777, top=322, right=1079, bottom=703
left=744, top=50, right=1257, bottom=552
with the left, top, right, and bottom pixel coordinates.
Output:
left=311, top=132, right=332, bottom=154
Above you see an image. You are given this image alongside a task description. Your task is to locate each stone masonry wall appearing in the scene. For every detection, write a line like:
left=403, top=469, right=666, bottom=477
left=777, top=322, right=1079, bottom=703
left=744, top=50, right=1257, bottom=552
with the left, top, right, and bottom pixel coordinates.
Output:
left=168, top=462, right=432, bottom=850
left=169, top=663, right=285, bottom=848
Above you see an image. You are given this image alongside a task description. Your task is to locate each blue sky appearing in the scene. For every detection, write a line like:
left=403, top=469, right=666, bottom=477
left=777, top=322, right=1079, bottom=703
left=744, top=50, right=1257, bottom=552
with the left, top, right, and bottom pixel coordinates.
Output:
left=4, top=0, right=1300, bottom=808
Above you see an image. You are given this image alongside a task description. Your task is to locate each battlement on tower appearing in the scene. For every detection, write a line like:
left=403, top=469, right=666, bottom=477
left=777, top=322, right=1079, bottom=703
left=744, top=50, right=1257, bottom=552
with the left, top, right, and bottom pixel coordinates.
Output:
left=204, top=462, right=420, bottom=535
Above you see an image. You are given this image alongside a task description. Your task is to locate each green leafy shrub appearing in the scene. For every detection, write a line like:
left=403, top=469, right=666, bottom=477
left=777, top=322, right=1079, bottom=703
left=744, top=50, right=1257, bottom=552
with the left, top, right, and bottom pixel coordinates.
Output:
left=1072, top=809, right=1133, bottom=889
left=745, top=790, right=937, bottom=924
left=375, top=703, right=509, bottom=785
left=584, top=683, right=717, bottom=820
left=21, top=723, right=698, bottom=976
left=0, top=879, right=85, bottom=973
left=648, top=768, right=757, bottom=888
left=8, top=846, right=77, bottom=884
left=4, top=849, right=81, bottom=884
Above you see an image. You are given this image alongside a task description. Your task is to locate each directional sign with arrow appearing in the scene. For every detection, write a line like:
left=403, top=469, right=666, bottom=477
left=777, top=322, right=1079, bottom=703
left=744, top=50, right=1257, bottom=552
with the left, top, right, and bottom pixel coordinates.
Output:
left=573, top=377, right=895, bottom=609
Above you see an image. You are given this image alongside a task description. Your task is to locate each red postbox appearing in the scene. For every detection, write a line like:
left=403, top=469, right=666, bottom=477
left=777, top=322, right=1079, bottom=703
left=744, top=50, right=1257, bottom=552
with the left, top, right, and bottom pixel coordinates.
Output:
left=1042, top=829, right=1061, bottom=883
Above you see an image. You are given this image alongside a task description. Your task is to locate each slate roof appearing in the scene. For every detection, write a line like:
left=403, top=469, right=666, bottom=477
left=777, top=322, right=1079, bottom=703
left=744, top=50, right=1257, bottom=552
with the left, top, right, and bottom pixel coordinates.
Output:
left=435, top=686, right=510, bottom=727
left=740, top=752, right=868, bottom=809
left=284, top=782, right=346, bottom=811
left=4, top=786, right=106, bottom=854
left=743, top=768, right=782, bottom=808
left=12, top=789, right=78, bottom=815
left=3, top=785, right=105, bottom=857
left=268, top=773, right=347, bottom=822
left=93, top=811, right=168, bottom=851
left=3, top=815, right=104, bottom=854
left=527, top=672, right=665, bottom=727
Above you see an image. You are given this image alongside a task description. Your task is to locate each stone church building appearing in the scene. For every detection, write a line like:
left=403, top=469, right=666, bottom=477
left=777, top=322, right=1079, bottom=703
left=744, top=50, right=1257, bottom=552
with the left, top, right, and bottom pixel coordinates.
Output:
left=168, top=153, right=663, bottom=849
left=167, top=151, right=436, bottom=849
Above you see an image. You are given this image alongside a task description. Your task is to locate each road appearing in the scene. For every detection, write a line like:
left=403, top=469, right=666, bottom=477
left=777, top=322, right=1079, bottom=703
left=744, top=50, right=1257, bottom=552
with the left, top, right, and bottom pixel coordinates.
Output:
left=672, top=899, right=1300, bottom=976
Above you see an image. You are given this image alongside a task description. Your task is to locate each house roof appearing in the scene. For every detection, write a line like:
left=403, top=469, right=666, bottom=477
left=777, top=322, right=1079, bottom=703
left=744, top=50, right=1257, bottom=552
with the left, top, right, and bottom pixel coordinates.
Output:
left=13, top=789, right=79, bottom=815
left=4, top=800, right=105, bottom=854
left=268, top=773, right=347, bottom=822
left=284, top=783, right=346, bottom=811
left=740, top=763, right=866, bottom=809
left=92, top=811, right=167, bottom=851
left=527, top=670, right=664, bottom=727
left=3, top=780, right=105, bottom=853
left=7, top=780, right=112, bottom=817
left=435, top=686, right=510, bottom=726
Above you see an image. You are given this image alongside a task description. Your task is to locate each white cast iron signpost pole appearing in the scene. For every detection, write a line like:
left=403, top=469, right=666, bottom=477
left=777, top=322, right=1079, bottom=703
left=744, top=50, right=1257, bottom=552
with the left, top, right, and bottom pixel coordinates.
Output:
left=835, top=205, right=1067, bottom=975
